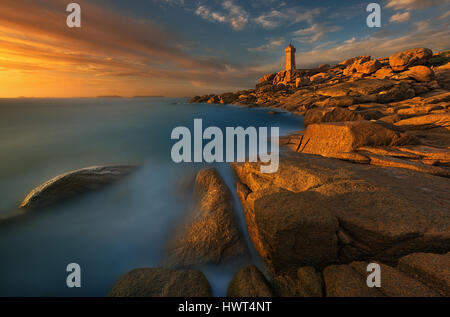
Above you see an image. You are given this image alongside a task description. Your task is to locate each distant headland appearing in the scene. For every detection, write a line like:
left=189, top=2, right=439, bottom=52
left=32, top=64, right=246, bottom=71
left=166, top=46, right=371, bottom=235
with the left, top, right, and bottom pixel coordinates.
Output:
left=96, top=95, right=165, bottom=98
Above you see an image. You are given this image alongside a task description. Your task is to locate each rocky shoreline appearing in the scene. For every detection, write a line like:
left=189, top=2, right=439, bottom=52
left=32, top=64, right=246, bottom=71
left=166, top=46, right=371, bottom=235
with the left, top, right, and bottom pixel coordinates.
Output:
left=187, top=47, right=449, bottom=297
left=7, top=47, right=450, bottom=297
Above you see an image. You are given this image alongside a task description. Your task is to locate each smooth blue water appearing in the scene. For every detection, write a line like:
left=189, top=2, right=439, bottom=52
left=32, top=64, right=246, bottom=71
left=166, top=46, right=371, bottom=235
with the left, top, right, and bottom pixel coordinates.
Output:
left=0, top=98, right=304, bottom=296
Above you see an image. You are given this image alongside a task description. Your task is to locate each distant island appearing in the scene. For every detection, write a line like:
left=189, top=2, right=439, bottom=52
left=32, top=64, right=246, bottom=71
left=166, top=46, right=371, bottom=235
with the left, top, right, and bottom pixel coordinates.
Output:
left=96, top=95, right=165, bottom=98
left=133, top=96, right=165, bottom=98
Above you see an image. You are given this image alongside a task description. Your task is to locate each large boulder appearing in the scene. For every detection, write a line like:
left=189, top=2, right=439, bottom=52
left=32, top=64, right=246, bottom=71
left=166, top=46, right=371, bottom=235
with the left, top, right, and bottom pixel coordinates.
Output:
left=344, top=59, right=381, bottom=76
left=389, top=48, right=433, bottom=72
left=232, top=152, right=450, bottom=273
left=20, top=165, right=137, bottom=210
left=166, top=168, right=246, bottom=267
left=298, top=121, right=417, bottom=157
left=406, top=66, right=435, bottom=82
left=227, top=265, right=274, bottom=297
left=108, top=268, right=211, bottom=297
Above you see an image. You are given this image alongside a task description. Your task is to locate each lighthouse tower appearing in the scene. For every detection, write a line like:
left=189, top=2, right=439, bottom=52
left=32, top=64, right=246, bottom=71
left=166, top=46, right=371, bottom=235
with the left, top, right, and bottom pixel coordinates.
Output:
left=285, top=43, right=296, bottom=71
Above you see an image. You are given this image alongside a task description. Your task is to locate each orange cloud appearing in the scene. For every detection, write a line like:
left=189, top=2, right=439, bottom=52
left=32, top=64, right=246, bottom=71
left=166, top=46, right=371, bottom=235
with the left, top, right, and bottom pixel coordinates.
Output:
left=0, top=0, right=255, bottom=97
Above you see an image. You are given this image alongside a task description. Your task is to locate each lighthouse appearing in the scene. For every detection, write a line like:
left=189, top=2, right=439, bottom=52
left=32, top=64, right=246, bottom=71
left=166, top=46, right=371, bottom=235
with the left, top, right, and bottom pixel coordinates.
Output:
left=285, top=43, right=296, bottom=71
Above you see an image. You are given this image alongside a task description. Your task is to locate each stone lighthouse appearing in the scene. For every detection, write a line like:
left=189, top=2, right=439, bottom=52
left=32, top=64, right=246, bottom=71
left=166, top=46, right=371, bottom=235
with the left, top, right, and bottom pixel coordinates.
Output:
left=285, top=43, right=296, bottom=71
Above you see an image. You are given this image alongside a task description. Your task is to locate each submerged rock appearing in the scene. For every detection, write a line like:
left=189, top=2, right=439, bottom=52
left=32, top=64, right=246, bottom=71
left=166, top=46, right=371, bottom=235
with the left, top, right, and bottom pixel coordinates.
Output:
left=166, top=168, right=246, bottom=267
left=20, top=165, right=137, bottom=210
left=108, top=268, right=212, bottom=297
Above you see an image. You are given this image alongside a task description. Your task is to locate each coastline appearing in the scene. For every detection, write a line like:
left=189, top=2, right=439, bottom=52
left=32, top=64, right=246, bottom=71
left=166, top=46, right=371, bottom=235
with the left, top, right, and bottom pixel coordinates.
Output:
left=2, top=47, right=449, bottom=297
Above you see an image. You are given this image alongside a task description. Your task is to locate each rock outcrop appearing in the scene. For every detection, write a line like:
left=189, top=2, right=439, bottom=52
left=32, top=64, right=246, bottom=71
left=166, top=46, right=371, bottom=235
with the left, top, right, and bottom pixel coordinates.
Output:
left=108, top=268, right=212, bottom=297
left=165, top=168, right=246, bottom=267
left=189, top=47, right=450, bottom=297
left=229, top=252, right=448, bottom=297
left=232, top=152, right=450, bottom=273
left=20, top=165, right=137, bottom=210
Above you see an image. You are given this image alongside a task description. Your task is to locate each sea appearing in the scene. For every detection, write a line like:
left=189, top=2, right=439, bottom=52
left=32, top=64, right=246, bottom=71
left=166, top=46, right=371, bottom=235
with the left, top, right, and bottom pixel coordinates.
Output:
left=0, top=97, right=304, bottom=296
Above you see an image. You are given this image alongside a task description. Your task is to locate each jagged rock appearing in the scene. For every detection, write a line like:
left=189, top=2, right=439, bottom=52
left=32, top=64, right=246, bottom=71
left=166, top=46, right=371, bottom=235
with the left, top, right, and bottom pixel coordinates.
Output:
left=340, top=56, right=371, bottom=67
left=166, top=168, right=246, bottom=267
left=344, top=59, right=381, bottom=76
left=108, top=268, right=211, bottom=297
left=233, top=152, right=450, bottom=273
left=389, top=48, right=433, bottom=72
left=303, top=107, right=364, bottom=126
left=20, top=165, right=136, bottom=210
left=398, top=252, right=450, bottom=296
left=227, top=265, right=274, bottom=297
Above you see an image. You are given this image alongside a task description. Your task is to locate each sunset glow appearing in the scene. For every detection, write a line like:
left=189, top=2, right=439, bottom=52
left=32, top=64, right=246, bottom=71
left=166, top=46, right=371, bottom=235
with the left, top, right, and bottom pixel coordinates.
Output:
left=0, top=0, right=449, bottom=97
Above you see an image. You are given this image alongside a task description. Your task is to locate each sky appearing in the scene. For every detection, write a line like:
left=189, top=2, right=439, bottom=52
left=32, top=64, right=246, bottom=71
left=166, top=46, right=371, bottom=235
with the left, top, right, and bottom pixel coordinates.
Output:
left=0, top=0, right=449, bottom=98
